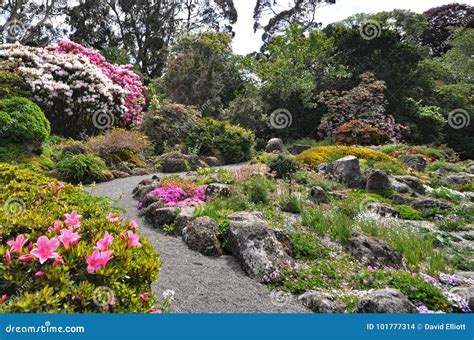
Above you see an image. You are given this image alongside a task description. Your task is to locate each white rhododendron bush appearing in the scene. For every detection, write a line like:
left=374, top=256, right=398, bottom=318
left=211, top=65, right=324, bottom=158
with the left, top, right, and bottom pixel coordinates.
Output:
left=0, top=40, right=145, bottom=137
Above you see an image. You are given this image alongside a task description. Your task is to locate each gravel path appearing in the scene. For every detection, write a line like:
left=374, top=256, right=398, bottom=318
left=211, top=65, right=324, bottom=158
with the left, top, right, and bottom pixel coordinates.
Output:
left=86, top=166, right=308, bottom=313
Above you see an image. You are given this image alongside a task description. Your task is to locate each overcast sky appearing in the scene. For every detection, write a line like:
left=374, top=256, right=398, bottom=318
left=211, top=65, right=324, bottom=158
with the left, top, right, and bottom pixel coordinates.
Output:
left=232, top=0, right=474, bottom=55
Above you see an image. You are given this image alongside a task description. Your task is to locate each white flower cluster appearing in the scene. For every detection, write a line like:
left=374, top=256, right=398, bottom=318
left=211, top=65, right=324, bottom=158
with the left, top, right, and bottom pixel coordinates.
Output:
left=0, top=43, right=127, bottom=121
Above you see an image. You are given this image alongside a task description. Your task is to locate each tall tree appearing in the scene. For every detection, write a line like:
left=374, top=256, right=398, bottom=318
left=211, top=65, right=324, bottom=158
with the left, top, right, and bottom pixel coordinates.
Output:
left=162, top=32, right=243, bottom=117
left=253, top=0, right=336, bottom=44
left=0, top=0, right=67, bottom=45
left=421, top=3, right=473, bottom=56
left=67, top=0, right=238, bottom=78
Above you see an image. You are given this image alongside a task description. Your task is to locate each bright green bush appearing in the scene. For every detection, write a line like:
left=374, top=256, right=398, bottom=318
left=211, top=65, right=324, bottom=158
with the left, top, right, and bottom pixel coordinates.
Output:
left=0, top=70, right=31, bottom=99
left=243, top=177, right=274, bottom=205
left=0, top=164, right=162, bottom=313
left=278, top=192, right=303, bottom=214
left=396, top=205, right=424, bottom=220
left=289, top=232, right=329, bottom=260
left=0, top=97, right=50, bottom=147
left=187, top=118, right=255, bottom=164
left=56, top=154, right=108, bottom=184
left=266, top=154, right=299, bottom=179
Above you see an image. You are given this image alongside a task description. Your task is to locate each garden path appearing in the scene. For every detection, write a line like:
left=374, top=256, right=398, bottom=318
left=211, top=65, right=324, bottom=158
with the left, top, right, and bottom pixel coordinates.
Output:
left=87, top=165, right=308, bottom=313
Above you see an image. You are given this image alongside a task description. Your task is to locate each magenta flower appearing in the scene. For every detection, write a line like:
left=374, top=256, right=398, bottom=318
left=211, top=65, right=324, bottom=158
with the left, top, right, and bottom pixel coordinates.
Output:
left=130, top=220, right=139, bottom=230
left=35, top=271, right=45, bottom=277
left=18, top=254, right=35, bottom=262
left=30, top=236, right=60, bottom=264
left=0, top=294, right=7, bottom=304
left=64, top=211, right=82, bottom=228
left=140, top=292, right=149, bottom=302
left=58, top=228, right=81, bottom=249
left=126, top=231, right=141, bottom=248
left=52, top=254, right=64, bottom=266
left=96, top=232, right=114, bottom=251
left=106, top=212, right=120, bottom=223
left=5, top=250, right=11, bottom=265
left=7, top=234, right=27, bottom=254
left=85, top=250, right=113, bottom=273
left=149, top=308, right=162, bottom=314
left=53, top=220, right=63, bottom=232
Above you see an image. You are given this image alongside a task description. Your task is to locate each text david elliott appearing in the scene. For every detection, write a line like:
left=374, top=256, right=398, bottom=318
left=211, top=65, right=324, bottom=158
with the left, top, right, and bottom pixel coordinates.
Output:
left=424, top=323, right=466, bottom=331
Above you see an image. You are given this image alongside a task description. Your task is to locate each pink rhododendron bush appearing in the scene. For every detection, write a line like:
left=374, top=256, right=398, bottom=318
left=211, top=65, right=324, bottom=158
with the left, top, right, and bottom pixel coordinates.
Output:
left=0, top=40, right=145, bottom=138
left=0, top=164, right=165, bottom=313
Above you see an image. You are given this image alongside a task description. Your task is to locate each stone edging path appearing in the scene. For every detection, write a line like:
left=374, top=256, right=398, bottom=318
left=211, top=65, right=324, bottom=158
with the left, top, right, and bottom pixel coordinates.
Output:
left=86, top=165, right=308, bottom=313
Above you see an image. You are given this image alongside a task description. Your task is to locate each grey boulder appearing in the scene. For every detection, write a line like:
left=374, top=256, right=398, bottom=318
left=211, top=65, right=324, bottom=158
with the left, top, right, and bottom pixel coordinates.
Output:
left=356, top=289, right=418, bottom=313
left=227, top=212, right=292, bottom=283
left=183, top=217, right=222, bottom=257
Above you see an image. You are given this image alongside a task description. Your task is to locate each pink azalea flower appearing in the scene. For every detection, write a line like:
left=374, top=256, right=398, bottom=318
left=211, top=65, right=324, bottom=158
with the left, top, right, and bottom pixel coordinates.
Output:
left=52, top=254, right=64, bottom=266
left=106, top=212, right=120, bottom=223
left=85, top=250, right=113, bottom=273
left=0, top=294, right=7, bottom=304
left=35, top=271, right=45, bottom=277
left=53, top=220, right=63, bottom=232
left=140, top=292, right=149, bottom=302
left=130, top=220, right=139, bottom=230
left=30, top=236, right=60, bottom=264
left=57, top=182, right=65, bottom=190
left=120, top=232, right=127, bottom=242
left=58, top=228, right=81, bottom=250
left=7, top=234, right=27, bottom=253
left=96, top=232, right=114, bottom=251
left=48, top=181, right=55, bottom=188
left=5, top=250, right=11, bottom=265
left=149, top=308, right=162, bottom=314
left=64, top=211, right=82, bottom=228
left=127, top=231, right=141, bottom=248
left=18, top=254, right=35, bottom=262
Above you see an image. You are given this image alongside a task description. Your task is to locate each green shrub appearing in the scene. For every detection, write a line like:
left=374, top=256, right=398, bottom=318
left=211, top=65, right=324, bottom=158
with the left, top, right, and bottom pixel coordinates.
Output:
left=0, top=70, right=31, bottom=99
left=143, top=101, right=201, bottom=154
left=431, top=187, right=464, bottom=204
left=243, top=177, right=274, bottom=205
left=301, top=208, right=353, bottom=244
left=187, top=118, right=255, bottom=164
left=86, top=129, right=149, bottom=167
left=278, top=192, right=303, bottom=214
left=289, top=232, right=329, bottom=260
left=396, top=205, right=424, bottom=220
left=293, top=171, right=343, bottom=191
left=0, top=164, right=162, bottom=313
left=0, top=97, right=50, bottom=148
left=56, top=154, right=108, bottom=184
left=427, top=161, right=461, bottom=173
left=266, top=154, right=299, bottom=179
